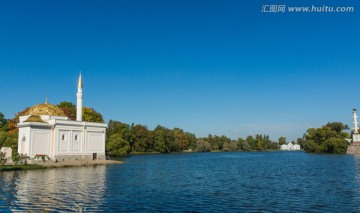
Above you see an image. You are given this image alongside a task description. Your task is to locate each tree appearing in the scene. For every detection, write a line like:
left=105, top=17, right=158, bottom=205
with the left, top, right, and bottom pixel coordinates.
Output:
left=246, top=136, right=256, bottom=150
left=152, top=128, right=168, bottom=153
left=0, top=112, right=7, bottom=131
left=223, top=141, right=238, bottom=152
left=241, top=140, right=251, bottom=151
left=106, top=120, right=132, bottom=149
left=131, top=124, right=151, bottom=152
left=256, top=134, right=264, bottom=151
left=324, top=138, right=348, bottom=153
left=58, top=101, right=105, bottom=123
left=6, top=107, right=30, bottom=134
left=297, top=138, right=305, bottom=149
left=0, top=151, right=7, bottom=168
left=186, top=132, right=197, bottom=150
left=0, top=131, right=18, bottom=157
left=106, top=133, right=130, bottom=155
left=152, top=125, right=176, bottom=153
left=278, top=136, right=286, bottom=145
left=303, top=122, right=349, bottom=153
left=173, top=128, right=189, bottom=151
left=82, top=107, right=104, bottom=123
left=196, top=139, right=210, bottom=152
left=325, top=122, right=349, bottom=134
left=57, top=101, right=76, bottom=120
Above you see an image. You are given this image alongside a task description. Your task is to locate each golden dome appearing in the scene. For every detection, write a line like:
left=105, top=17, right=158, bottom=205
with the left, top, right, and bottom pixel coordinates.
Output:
left=26, top=103, right=66, bottom=116
left=24, top=115, right=46, bottom=123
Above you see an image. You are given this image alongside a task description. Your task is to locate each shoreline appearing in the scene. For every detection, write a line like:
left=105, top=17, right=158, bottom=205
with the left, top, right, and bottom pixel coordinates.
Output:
left=0, top=159, right=122, bottom=171
left=37, top=159, right=123, bottom=168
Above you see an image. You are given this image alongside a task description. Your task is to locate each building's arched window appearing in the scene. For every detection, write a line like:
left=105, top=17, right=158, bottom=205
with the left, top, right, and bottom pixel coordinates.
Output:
left=22, top=135, right=26, bottom=142
left=62, top=134, right=65, bottom=141
left=75, top=135, right=78, bottom=141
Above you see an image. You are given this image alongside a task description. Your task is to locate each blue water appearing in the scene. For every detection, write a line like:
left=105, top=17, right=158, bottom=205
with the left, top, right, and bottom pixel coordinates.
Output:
left=1, top=151, right=360, bottom=212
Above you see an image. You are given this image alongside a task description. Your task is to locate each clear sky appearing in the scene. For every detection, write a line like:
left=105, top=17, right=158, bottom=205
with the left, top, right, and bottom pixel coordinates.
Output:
left=0, top=0, right=359, bottom=141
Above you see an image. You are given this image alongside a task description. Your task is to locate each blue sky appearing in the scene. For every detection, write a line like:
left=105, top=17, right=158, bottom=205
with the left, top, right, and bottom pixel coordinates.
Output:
left=0, top=0, right=359, bottom=141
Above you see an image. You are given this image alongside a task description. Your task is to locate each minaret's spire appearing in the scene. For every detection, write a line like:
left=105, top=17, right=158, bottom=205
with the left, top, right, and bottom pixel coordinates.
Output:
left=78, top=71, right=83, bottom=89
left=45, top=96, right=48, bottom=104
left=76, top=72, right=83, bottom=121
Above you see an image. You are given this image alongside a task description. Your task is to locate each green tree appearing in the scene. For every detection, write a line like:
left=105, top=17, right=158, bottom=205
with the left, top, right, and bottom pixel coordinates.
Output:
left=0, top=112, right=7, bottom=131
left=246, top=136, right=256, bottom=150
left=106, top=120, right=132, bottom=149
left=152, top=129, right=168, bottom=153
left=82, top=107, right=104, bottom=123
left=256, top=134, right=264, bottom=151
left=0, top=151, right=7, bottom=168
left=324, top=138, right=348, bottom=153
left=325, top=122, right=349, bottom=134
left=303, top=140, right=324, bottom=153
left=296, top=138, right=305, bottom=149
left=303, top=122, right=349, bottom=153
left=278, top=136, right=286, bottom=145
left=152, top=125, right=177, bottom=153
left=186, top=132, right=197, bottom=151
left=106, top=133, right=130, bottom=155
left=237, top=137, right=245, bottom=150
left=131, top=124, right=151, bottom=152
left=0, top=131, right=18, bottom=157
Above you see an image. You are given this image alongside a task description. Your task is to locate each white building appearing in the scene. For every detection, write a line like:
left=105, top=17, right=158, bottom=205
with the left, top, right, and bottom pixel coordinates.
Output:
left=280, top=143, right=301, bottom=151
left=17, top=74, right=107, bottom=161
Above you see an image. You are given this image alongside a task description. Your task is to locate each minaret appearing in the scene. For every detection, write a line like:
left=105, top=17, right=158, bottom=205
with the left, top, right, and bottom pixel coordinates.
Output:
left=353, top=109, right=358, bottom=134
left=352, top=109, right=360, bottom=146
left=76, top=73, right=83, bottom=121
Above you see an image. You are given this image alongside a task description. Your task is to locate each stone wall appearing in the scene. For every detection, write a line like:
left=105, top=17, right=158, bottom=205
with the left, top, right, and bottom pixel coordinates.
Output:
left=54, top=154, right=106, bottom=162
left=346, top=145, right=360, bottom=154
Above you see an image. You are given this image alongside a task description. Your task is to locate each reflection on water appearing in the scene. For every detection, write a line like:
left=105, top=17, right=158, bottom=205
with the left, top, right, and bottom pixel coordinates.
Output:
left=352, top=155, right=360, bottom=205
left=2, top=152, right=360, bottom=212
left=0, top=166, right=106, bottom=211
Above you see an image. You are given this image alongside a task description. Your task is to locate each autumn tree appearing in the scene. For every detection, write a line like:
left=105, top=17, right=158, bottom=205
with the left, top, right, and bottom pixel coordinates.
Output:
left=57, top=101, right=76, bottom=120
left=6, top=108, right=30, bottom=134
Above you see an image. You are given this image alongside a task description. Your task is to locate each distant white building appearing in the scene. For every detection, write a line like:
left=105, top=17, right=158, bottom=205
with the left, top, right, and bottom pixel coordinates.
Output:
left=17, top=74, right=107, bottom=161
left=280, top=143, right=301, bottom=151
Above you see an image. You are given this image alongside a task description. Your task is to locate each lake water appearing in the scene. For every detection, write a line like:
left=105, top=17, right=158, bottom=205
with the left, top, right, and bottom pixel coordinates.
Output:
left=1, top=151, right=360, bottom=212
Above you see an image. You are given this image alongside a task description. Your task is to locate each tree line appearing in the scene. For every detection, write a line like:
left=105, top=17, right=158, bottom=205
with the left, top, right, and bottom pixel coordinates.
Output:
left=0, top=101, right=351, bottom=155
left=0, top=101, right=284, bottom=158
left=3, top=102, right=352, bottom=156
left=106, top=119, right=282, bottom=155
